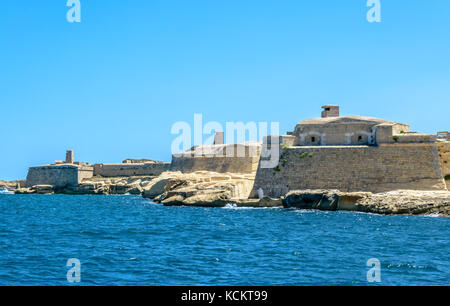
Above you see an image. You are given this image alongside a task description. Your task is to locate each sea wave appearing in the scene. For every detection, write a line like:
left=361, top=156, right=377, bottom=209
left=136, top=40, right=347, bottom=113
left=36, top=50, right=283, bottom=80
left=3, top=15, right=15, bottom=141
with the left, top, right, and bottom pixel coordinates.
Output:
left=222, top=203, right=280, bottom=210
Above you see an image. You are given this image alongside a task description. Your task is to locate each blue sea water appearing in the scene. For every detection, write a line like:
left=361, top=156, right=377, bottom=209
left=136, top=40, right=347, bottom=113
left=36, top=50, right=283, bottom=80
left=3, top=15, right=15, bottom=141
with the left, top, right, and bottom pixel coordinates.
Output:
left=0, top=193, right=449, bottom=286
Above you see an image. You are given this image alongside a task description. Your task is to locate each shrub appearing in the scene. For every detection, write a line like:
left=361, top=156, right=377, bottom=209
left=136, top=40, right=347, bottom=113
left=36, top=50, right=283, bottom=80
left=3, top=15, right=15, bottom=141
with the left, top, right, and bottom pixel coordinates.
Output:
left=273, top=166, right=280, bottom=172
left=393, top=136, right=399, bottom=142
left=308, top=152, right=314, bottom=158
left=300, top=152, right=307, bottom=159
left=445, top=175, right=450, bottom=181
left=283, top=145, right=289, bottom=150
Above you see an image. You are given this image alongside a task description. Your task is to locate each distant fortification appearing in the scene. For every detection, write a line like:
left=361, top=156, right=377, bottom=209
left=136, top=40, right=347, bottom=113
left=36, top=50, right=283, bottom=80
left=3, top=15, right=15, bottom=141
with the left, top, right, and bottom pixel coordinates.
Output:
left=93, top=161, right=170, bottom=177
left=25, top=150, right=93, bottom=188
left=251, top=106, right=447, bottom=197
left=170, top=142, right=261, bottom=174
left=22, top=106, right=449, bottom=197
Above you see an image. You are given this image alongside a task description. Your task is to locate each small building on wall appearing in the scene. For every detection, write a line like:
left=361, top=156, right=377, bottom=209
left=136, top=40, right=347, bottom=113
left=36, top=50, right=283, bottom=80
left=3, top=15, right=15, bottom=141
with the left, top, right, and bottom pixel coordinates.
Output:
left=276, top=105, right=435, bottom=147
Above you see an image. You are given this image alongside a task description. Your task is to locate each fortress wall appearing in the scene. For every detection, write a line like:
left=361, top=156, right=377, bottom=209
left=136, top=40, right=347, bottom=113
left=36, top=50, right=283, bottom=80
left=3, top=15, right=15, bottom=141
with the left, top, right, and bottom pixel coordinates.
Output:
left=252, top=143, right=447, bottom=198
left=93, top=163, right=170, bottom=177
left=170, top=143, right=262, bottom=174
left=438, top=142, right=450, bottom=188
left=170, top=155, right=260, bottom=174
left=25, top=165, right=93, bottom=188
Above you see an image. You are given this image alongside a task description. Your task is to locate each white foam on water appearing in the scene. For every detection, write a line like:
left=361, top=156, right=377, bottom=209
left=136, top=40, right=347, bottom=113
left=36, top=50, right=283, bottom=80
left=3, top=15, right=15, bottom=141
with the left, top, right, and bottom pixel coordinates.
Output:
left=222, top=203, right=281, bottom=210
left=425, top=212, right=442, bottom=218
left=0, top=189, right=13, bottom=195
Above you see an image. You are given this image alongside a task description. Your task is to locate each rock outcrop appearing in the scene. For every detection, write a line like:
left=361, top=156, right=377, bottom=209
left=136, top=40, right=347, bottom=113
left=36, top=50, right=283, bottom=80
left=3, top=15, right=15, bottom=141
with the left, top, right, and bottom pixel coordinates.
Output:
left=10, top=172, right=450, bottom=216
left=0, top=180, right=24, bottom=191
left=142, top=171, right=260, bottom=207
left=284, top=189, right=450, bottom=216
left=15, top=176, right=155, bottom=195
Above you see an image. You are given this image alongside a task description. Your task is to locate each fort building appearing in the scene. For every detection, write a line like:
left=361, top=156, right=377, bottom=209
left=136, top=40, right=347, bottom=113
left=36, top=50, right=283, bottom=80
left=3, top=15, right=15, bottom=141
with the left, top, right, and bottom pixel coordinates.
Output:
left=170, top=141, right=261, bottom=174
left=25, top=151, right=93, bottom=188
left=437, top=131, right=450, bottom=141
left=25, top=150, right=170, bottom=186
left=22, top=107, right=449, bottom=196
left=93, top=160, right=170, bottom=177
left=251, top=106, right=447, bottom=197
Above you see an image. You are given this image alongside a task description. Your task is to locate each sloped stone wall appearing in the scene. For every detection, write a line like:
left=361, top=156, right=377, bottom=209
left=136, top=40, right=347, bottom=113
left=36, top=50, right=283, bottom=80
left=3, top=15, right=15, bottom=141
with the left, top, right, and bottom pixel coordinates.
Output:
left=25, top=165, right=93, bottom=188
left=93, top=163, right=170, bottom=177
left=252, top=143, right=447, bottom=198
left=437, top=142, right=450, bottom=188
left=170, top=143, right=261, bottom=174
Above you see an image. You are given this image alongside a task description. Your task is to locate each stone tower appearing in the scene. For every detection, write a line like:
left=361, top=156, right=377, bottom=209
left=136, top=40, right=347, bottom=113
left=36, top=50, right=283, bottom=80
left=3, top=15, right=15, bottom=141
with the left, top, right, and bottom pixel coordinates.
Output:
left=321, top=105, right=340, bottom=118
left=214, top=132, right=224, bottom=145
left=65, top=150, right=74, bottom=164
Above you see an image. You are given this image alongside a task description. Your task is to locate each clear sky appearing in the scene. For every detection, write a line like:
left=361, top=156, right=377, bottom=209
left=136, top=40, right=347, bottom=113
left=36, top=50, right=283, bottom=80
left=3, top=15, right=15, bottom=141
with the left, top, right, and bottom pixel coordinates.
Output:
left=1, top=1, right=449, bottom=180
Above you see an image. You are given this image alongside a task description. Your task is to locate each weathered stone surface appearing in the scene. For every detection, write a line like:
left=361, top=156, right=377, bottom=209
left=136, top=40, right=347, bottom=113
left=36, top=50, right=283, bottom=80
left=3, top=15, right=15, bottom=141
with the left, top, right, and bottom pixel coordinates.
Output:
left=93, top=162, right=170, bottom=177
left=170, top=143, right=261, bottom=174
left=0, top=180, right=23, bottom=191
left=15, top=187, right=36, bottom=194
left=437, top=142, right=450, bottom=189
left=142, top=178, right=169, bottom=198
left=253, top=143, right=447, bottom=198
left=284, top=190, right=341, bottom=211
left=25, top=164, right=93, bottom=188
left=283, top=189, right=450, bottom=216
left=32, top=185, right=55, bottom=194
left=140, top=171, right=256, bottom=207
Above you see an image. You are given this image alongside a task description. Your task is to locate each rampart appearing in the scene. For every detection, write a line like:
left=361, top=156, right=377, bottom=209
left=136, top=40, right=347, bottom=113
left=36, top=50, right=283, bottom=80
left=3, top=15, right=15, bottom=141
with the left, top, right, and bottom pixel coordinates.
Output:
left=251, top=143, right=447, bottom=198
left=93, top=162, right=170, bottom=177
left=170, top=143, right=261, bottom=174
left=25, top=165, right=93, bottom=188
left=438, top=142, right=450, bottom=188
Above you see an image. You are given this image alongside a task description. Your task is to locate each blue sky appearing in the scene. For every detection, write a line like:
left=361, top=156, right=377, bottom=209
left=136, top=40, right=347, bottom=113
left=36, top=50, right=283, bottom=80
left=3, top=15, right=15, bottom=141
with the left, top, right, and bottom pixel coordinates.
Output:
left=1, top=1, right=449, bottom=180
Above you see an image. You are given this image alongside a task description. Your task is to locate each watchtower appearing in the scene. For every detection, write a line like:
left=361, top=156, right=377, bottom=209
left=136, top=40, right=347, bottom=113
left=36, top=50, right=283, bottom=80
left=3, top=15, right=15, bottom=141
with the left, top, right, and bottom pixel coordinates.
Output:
left=65, top=150, right=74, bottom=164
left=321, top=105, right=340, bottom=118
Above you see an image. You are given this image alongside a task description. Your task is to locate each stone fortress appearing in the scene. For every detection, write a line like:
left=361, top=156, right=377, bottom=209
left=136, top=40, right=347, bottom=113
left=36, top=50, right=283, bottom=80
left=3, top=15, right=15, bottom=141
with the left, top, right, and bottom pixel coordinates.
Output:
left=24, top=150, right=171, bottom=189
left=12, top=105, right=450, bottom=215
left=252, top=105, right=448, bottom=197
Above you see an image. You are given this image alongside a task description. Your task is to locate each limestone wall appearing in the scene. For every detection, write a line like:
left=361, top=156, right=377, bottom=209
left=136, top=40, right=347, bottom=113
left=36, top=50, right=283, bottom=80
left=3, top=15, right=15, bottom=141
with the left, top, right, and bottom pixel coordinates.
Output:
left=252, top=143, right=447, bottom=198
left=170, top=143, right=261, bottom=174
left=93, top=163, right=170, bottom=177
left=438, top=142, right=450, bottom=188
left=171, top=156, right=260, bottom=174
left=25, top=165, right=93, bottom=188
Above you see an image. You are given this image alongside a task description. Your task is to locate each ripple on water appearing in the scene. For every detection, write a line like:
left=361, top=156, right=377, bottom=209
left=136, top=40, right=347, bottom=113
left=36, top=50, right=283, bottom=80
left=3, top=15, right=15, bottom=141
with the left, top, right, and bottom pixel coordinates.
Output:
left=0, top=194, right=449, bottom=285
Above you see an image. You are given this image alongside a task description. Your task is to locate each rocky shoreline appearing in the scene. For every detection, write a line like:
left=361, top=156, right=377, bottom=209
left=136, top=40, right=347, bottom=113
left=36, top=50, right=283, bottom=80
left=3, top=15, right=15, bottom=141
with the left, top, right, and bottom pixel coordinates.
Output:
left=2, top=172, right=450, bottom=217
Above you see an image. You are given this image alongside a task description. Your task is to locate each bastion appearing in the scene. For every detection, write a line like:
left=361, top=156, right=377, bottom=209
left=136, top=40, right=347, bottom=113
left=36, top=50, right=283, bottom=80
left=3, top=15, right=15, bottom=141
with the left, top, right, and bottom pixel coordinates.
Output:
left=251, top=106, right=447, bottom=197
left=25, top=164, right=93, bottom=188
left=170, top=142, right=262, bottom=174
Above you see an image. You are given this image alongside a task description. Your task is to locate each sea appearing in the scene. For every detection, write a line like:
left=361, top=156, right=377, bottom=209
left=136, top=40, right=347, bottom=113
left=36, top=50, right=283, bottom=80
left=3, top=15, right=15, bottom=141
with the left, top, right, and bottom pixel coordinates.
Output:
left=0, top=191, right=449, bottom=286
